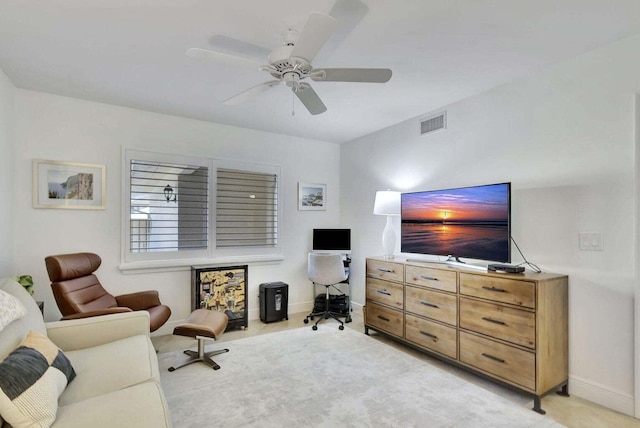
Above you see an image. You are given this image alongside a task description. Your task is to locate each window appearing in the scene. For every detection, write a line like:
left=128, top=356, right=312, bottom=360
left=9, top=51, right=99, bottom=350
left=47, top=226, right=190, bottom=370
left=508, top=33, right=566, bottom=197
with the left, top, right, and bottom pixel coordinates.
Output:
left=122, top=149, right=281, bottom=268
left=216, top=168, right=278, bottom=248
left=124, top=150, right=211, bottom=263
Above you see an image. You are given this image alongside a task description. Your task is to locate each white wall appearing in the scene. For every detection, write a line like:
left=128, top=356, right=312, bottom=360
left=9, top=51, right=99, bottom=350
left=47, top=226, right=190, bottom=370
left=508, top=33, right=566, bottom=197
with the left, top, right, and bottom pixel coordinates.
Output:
left=0, top=68, right=15, bottom=277
left=341, top=34, right=640, bottom=414
left=13, top=90, right=341, bottom=334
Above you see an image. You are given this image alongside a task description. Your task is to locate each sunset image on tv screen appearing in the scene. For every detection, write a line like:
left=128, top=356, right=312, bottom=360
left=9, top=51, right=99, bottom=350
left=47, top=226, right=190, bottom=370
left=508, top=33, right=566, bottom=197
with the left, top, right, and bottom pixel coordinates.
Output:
left=401, top=183, right=510, bottom=262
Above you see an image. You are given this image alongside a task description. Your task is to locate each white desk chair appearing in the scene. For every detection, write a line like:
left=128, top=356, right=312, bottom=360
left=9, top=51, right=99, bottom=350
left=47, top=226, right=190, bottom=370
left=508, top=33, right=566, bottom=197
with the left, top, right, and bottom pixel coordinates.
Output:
left=305, top=253, right=348, bottom=330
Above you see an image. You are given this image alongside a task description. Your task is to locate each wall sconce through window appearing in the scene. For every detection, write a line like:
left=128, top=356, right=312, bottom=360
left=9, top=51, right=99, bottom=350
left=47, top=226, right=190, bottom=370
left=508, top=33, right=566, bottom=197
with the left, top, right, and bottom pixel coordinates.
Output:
left=164, top=184, right=177, bottom=203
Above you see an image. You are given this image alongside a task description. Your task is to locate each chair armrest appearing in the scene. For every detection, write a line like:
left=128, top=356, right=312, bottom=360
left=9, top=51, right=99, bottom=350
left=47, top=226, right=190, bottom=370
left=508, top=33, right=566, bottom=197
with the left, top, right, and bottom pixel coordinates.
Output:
left=116, top=290, right=162, bottom=310
left=46, top=311, right=151, bottom=351
left=60, top=307, right=132, bottom=320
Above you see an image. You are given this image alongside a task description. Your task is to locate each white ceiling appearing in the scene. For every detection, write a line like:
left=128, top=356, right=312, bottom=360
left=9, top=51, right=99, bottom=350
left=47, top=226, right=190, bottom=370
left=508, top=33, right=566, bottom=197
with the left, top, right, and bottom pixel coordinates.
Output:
left=2, top=0, right=640, bottom=143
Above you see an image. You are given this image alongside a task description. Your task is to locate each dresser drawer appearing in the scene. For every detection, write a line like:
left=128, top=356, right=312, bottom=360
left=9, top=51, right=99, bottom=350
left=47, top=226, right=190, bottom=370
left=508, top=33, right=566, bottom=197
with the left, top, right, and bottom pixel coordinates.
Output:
left=366, top=278, right=404, bottom=310
left=406, top=264, right=457, bottom=293
left=405, top=286, right=457, bottom=326
left=365, top=302, right=404, bottom=338
left=405, top=314, right=457, bottom=359
left=460, top=331, right=535, bottom=391
left=366, top=259, right=404, bottom=283
left=460, top=273, right=535, bottom=308
left=459, top=298, right=535, bottom=348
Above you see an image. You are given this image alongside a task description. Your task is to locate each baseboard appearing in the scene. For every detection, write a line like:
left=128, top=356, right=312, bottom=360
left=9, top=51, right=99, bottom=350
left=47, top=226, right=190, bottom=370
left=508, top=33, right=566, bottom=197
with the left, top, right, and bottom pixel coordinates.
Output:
left=350, top=301, right=364, bottom=317
left=569, top=374, right=635, bottom=417
left=153, top=301, right=364, bottom=337
left=154, top=301, right=323, bottom=337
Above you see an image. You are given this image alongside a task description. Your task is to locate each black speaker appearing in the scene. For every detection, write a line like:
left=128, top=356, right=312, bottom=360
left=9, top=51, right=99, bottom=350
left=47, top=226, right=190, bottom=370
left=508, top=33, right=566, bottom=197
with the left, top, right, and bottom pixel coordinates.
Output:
left=259, top=282, right=289, bottom=323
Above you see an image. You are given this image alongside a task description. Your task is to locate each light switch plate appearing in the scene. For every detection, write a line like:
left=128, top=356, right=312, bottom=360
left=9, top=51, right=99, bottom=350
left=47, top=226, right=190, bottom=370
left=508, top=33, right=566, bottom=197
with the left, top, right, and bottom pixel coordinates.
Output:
left=579, top=232, right=603, bottom=251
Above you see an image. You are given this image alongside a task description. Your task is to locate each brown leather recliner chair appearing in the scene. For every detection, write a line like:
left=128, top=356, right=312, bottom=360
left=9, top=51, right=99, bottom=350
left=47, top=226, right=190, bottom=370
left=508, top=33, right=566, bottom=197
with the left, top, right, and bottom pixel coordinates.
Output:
left=45, top=252, right=171, bottom=332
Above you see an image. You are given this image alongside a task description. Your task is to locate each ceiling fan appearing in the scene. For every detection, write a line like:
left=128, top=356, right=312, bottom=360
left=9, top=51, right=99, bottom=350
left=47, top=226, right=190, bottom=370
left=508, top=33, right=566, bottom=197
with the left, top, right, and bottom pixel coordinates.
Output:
left=186, top=11, right=392, bottom=115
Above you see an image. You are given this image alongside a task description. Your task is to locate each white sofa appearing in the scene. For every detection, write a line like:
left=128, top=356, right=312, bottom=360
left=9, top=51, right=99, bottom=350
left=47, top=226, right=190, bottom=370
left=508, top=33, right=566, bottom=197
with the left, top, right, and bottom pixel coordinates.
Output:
left=0, top=278, right=172, bottom=427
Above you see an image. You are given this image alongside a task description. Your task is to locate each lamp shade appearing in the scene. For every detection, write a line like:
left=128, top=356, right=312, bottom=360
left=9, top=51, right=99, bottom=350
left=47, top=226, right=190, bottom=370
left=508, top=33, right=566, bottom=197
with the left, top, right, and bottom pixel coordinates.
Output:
left=373, top=190, right=400, bottom=216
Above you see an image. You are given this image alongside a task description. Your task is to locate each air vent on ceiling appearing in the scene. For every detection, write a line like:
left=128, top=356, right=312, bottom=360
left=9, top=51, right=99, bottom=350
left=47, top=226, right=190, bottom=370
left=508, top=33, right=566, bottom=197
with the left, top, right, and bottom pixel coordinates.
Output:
left=420, top=112, right=446, bottom=135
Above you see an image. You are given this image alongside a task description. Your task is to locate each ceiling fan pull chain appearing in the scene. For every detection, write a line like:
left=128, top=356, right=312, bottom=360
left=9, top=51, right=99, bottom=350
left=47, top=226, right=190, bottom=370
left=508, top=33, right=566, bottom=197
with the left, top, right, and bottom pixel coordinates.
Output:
left=292, top=91, right=295, bottom=116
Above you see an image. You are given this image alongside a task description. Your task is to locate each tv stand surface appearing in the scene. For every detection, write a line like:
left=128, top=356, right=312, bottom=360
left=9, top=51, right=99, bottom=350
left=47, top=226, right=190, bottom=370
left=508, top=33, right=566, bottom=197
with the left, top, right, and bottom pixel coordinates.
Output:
left=445, top=261, right=487, bottom=272
left=405, top=258, right=487, bottom=272
left=364, top=256, right=568, bottom=414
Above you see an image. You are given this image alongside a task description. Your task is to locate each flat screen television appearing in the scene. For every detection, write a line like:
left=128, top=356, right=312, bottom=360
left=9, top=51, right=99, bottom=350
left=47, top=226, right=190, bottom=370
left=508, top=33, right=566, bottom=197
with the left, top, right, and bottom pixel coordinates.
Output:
left=312, top=229, right=351, bottom=253
left=401, top=182, right=511, bottom=263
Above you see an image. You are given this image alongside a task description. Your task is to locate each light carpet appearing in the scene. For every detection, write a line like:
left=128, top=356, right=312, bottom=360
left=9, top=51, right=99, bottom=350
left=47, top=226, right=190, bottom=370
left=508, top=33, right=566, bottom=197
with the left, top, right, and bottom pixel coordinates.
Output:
left=158, top=324, right=563, bottom=428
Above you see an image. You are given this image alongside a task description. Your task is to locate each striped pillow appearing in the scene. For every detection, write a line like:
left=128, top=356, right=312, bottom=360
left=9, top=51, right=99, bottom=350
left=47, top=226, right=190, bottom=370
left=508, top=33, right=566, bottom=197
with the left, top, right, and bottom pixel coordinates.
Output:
left=0, top=331, right=76, bottom=428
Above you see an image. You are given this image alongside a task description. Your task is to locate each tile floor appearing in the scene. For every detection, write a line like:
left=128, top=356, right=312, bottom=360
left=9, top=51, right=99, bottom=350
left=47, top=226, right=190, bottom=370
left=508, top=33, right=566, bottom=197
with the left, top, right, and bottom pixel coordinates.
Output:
left=152, top=312, right=640, bottom=428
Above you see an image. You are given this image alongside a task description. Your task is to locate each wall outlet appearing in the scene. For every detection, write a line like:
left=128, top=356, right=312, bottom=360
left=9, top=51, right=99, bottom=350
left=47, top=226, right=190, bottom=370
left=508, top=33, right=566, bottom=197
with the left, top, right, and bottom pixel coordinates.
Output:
left=579, top=232, right=603, bottom=251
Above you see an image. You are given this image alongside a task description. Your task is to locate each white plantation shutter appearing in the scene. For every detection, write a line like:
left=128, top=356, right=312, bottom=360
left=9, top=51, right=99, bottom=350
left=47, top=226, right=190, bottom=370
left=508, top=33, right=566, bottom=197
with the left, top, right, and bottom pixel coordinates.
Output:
left=123, top=149, right=281, bottom=267
left=129, top=159, right=209, bottom=252
left=216, top=168, right=278, bottom=248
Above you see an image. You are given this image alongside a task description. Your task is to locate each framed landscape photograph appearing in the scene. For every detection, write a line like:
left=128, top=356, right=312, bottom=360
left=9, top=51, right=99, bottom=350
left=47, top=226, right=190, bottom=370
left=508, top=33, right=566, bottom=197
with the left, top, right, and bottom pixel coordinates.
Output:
left=33, top=160, right=106, bottom=209
left=298, top=182, right=326, bottom=211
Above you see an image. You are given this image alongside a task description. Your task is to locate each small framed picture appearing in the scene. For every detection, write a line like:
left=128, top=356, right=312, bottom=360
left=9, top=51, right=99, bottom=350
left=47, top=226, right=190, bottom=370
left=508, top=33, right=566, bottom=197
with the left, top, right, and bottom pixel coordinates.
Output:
left=298, top=182, right=326, bottom=211
left=33, top=160, right=106, bottom=210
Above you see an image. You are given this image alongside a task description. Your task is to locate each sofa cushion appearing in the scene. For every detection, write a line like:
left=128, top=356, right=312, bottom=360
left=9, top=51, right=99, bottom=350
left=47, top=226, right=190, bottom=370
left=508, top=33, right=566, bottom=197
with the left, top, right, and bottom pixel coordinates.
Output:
left=53, top=381, right=171, bottom=428
left=59, top=334, right=159, bottom=406
left=0, top=331, right=76, bottom=428
left=0, top=279, right=46, bottom=360
left=0, top=289, right=26, bottom=332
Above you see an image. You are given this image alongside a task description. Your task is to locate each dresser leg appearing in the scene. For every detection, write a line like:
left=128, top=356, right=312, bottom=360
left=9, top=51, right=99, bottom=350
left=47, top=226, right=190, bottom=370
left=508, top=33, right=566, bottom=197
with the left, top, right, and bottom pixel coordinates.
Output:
left=364, top=326, right=370, bottom=335
left=557, top=382, right=570, bottom=397
left=532, top=396, right=546, bottom=414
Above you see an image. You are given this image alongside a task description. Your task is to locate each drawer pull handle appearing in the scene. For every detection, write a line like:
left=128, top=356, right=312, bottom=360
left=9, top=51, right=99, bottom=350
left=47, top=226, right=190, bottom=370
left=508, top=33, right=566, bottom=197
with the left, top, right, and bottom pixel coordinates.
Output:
left=377, top=268, right=393, bottom=273
left=482, top=286, right=506, bottom=293
left=376, top=290, right=391, bottom=296
left=420, top=275, right=439, bottom=281
left=420, top=301, right=439, bottom=308
left=481, top=353, right=506, bottom=364
left=419, top=331, right=438, bottom=341
left=377, top=315, right=390, bottom=322
left=482, top=317, right=506, bottom=326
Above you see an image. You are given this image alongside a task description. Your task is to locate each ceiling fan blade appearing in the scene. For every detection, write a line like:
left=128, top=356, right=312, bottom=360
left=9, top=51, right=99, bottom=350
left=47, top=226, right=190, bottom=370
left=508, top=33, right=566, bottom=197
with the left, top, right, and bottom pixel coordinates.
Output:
left=289, top=13, right=337, bottom=63
left=207, top=35, right=270, bottom=63
left=311, top=68, right=392, bottom=83
left=186, top=48, right=262, bottom=69
left=294, top=83, right=327, bottom=115
left=223, top=80, right=281, bottom=106
left=317, top=0, right=369, bottom=61
left=329, top=0, right=369, bottom=24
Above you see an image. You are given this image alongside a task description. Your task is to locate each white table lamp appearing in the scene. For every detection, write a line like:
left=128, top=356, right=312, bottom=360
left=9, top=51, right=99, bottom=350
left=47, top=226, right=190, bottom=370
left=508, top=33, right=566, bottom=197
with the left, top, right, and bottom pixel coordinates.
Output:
left=373, top=190, right=401, bottom=259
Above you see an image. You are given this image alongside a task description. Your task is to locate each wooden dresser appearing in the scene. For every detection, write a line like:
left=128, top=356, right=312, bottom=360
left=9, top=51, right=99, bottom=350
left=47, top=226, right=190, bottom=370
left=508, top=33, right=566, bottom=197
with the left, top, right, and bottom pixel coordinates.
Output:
left=365, top=257, right=568, bottom=413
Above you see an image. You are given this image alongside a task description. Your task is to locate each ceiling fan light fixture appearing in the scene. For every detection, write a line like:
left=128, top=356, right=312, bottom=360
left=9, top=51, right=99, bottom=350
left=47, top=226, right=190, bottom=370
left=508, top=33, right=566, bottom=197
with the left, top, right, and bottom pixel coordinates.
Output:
left=283, top=71, right=300, bottom=88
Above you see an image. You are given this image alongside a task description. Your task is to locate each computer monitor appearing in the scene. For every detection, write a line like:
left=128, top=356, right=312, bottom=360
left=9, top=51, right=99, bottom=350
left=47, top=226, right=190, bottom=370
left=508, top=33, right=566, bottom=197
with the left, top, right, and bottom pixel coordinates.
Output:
left=312, top=229, right=351, bottom=254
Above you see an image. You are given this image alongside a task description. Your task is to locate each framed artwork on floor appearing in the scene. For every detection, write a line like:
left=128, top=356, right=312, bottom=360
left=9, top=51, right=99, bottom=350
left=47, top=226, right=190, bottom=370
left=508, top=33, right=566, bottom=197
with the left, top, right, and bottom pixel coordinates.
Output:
left=191, top=265, right=248, bottom=331
left=33, top=159, right=106, bottom=210
left=298, top=182, right=326, bottom=211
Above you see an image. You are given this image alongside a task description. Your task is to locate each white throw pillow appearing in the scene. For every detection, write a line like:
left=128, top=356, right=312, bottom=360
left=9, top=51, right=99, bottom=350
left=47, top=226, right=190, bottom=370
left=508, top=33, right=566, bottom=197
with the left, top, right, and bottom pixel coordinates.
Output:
left=0, top=289, right=27, bottom=333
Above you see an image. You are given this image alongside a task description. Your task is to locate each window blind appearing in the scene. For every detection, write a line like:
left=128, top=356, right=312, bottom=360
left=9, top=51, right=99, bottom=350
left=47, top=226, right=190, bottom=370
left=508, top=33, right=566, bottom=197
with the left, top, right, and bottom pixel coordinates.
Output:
left=130, top=160, right=209, bottom=252
left=216, top=168, right=278, bottom=248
